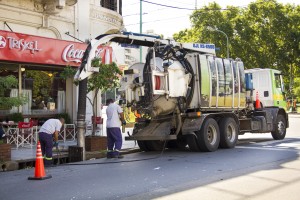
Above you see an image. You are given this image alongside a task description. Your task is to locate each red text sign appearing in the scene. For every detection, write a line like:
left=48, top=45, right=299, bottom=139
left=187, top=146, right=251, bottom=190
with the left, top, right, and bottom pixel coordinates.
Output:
left=0, top=30, right=112, bottom=67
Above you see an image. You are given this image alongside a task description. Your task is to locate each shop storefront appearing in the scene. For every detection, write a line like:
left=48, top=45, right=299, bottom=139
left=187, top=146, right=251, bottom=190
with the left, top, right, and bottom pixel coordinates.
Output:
left=0, top=30, right=112, bottom=121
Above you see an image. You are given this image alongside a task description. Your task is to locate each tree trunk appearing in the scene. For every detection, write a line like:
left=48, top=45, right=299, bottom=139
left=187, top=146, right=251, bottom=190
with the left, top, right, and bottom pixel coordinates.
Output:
left=77, top=78, right=87, bottom=160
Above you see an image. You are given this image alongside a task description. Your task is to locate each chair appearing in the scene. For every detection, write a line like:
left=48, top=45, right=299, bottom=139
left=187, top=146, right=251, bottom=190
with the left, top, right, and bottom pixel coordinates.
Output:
left=30, top=119, right=39, bottom=144
left=17, top=122, right=34, bottom=148
left=64, top=124, right=76, bottom=141
left=6, top=126, right=18, bottom=146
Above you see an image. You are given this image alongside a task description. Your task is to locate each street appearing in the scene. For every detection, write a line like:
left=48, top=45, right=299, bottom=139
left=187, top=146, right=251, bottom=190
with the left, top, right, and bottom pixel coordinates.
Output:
left=0, top=114, right=299, bottom=200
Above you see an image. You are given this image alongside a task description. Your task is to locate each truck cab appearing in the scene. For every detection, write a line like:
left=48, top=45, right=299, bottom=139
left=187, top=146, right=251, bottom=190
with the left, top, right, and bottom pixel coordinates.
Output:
left=245, top=68, right=286, bottom=109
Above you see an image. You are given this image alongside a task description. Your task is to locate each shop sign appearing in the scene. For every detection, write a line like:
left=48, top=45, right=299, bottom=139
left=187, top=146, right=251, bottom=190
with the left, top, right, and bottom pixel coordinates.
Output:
left=0, top=30, right=112, bottom=67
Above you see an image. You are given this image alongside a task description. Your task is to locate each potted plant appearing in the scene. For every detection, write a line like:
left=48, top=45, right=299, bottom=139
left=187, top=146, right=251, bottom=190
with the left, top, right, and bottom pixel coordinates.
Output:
left=61, top=59, right=122, bottom=151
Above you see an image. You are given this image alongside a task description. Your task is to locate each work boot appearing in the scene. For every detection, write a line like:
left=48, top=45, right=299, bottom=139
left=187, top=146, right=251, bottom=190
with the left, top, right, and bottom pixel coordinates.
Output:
left=106, top=154, right=114, bottom=159
left=112, top=154, right=124, bottom=159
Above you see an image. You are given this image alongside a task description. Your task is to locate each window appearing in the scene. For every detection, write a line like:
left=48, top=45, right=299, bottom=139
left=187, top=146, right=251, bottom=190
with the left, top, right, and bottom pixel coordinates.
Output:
left=274, top=74, right=281, bottom=88
left=101, top=0, right=122, bottom=14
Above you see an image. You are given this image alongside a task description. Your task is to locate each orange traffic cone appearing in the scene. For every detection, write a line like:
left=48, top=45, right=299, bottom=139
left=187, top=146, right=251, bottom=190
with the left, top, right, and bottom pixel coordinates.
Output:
left=255, top=91, right=261, bottom=109
left=28, top=141, right=52, bottom=180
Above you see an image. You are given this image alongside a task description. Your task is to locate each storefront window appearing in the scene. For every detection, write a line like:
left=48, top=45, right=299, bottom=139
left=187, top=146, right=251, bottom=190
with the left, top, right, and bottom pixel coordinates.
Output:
left=26, top=70, right=66, bottom=112
left=0, top=66, right=66, bottom=117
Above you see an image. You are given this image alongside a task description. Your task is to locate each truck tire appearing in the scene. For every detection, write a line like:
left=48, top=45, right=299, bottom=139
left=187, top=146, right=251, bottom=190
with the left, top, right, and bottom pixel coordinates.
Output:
left=271, top=114, right=286, bottom=140
left=219, top=118, right=238, bottom=148
left=196, top=118, right=220, bottom=152
left=137, top=141, right=151, bottom=152
left=186, top=134, right=200, bottom=152
left=167, top=136, right=188, bottom=150
left=147, top=141, right=165, bottom=151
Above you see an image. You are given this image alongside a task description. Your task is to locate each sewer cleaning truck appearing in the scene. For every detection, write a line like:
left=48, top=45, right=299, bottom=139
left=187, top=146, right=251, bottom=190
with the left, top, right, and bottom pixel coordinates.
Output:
left=75, top=33, right=288, bottom=152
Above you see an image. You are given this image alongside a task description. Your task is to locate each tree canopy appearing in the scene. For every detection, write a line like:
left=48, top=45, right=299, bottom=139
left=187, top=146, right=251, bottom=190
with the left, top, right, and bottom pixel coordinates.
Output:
left=173, top=0, right=300, bottom=98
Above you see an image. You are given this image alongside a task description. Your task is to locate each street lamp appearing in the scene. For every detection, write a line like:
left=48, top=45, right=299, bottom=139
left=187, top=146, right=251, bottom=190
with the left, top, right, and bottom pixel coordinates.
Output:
left=207, top=26, right=229, bottom=58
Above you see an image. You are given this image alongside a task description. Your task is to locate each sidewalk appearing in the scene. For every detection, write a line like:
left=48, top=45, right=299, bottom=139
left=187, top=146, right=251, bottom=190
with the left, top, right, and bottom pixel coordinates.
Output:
left=0, top=131, right=139, bottom=172
left=11, top=134, right=138, bottom=161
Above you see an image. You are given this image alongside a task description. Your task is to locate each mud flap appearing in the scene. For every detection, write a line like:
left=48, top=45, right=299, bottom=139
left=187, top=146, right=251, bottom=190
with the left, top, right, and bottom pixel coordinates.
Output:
left=182, top=117, right=205, bottom=135
left=125, top=121, right=176, bottom=140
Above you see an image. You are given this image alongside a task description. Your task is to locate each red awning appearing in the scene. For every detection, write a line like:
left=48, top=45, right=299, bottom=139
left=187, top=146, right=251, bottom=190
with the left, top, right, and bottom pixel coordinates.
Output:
left=0, top=30, right=112, bottom=67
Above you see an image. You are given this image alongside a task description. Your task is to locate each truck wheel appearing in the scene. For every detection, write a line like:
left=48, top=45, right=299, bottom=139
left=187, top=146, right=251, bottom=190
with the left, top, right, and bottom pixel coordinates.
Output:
left=147, top=141, right=165, bottom=151
left=137, top=141, right=151, bottom=152
left=196, top=118, right=220, bottom=152
left=176, top=136, right=188, bottom=150
left=186, top=134, right=200, bottom=152
left=167, top=136, right=188, bottom=150
left=219, top=118, right=238, bottom=148
left=271, top=114, right=286, bottom=140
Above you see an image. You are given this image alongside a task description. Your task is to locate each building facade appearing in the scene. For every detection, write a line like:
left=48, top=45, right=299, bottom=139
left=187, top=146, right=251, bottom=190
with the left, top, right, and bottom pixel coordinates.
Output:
left=0, top=0, right=123, bottom=122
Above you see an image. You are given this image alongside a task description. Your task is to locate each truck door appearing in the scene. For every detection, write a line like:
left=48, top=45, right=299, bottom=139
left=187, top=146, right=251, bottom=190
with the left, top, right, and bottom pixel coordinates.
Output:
left=272, top=72, right=287, bottom=109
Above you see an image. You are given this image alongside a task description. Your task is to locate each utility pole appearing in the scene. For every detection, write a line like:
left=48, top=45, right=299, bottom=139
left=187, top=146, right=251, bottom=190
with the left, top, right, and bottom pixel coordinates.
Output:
left=140, top=0, right=142, bottom=62
left=195, top=0, right=197, bottom=9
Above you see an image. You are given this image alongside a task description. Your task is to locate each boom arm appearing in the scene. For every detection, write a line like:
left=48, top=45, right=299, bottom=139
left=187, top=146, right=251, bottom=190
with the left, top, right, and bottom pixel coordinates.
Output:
left=74, top=33, right=216, bottom=80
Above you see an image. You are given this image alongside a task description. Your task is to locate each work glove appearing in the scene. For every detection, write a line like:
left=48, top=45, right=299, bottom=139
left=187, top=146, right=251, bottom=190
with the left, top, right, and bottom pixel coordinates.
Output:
left=122, top=120, right=126, bottom=126
left=53, top=141, right=59, bottom=148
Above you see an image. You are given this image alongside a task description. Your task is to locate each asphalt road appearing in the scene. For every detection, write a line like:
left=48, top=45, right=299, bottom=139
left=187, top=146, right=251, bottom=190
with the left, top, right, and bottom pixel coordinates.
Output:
left=0, top=114, right=299, bottom=200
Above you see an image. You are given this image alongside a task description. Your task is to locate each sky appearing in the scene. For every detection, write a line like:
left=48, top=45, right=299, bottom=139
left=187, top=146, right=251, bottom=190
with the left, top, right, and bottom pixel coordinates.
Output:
left=122, top=0, right=300, bottom=38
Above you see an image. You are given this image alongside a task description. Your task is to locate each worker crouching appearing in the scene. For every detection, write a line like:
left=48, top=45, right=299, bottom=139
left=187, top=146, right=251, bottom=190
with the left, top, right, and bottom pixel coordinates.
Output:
left=38, top=118, right=65, bottom=166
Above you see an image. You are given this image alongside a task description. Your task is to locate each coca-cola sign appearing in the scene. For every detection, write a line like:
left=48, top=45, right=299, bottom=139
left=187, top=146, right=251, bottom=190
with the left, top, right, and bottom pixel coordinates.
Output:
left=62, top=44, right=84, bottom=63
left=62, top=44, right=112, bottom=64
left=0, top=30, right=113, bottom=67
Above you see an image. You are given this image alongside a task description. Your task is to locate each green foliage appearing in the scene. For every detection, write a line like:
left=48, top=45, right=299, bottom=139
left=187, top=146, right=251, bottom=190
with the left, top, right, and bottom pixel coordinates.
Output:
left=91, top=57, right=101, bottom=68
left=292, top=77, right=300, bottom=101
left=173, top=0, right=300, bottom=99
left=60, top=65, right=77, bottom=80
left=0, top=75, right=27, bottom=109
left=60, top=58, right=122, bottom=93
left=87, top=59, right=122, bottom=93
left=56, top=113, right=71, bottom=124
left=8, top=113, right=24, bottom=122
left=26, top=70, right=53, bottom=103
left=60, top=57, right=122, bottom=135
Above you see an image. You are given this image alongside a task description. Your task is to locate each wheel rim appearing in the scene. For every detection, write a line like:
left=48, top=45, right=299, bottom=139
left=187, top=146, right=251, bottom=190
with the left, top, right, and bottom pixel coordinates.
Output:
left=207, top=125, right=217, bottom=145
left=226, top=123, right=236, bottom=142
left=277, top=120, right=285, bottom=135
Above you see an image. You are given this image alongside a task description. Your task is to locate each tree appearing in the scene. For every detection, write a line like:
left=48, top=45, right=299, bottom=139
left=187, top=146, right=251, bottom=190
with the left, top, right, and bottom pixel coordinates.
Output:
left=173, top=0, right=300, bottom=99
left=61, top=59, right=122, bottom=135
left=0, top=75, right=27, bottom=109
